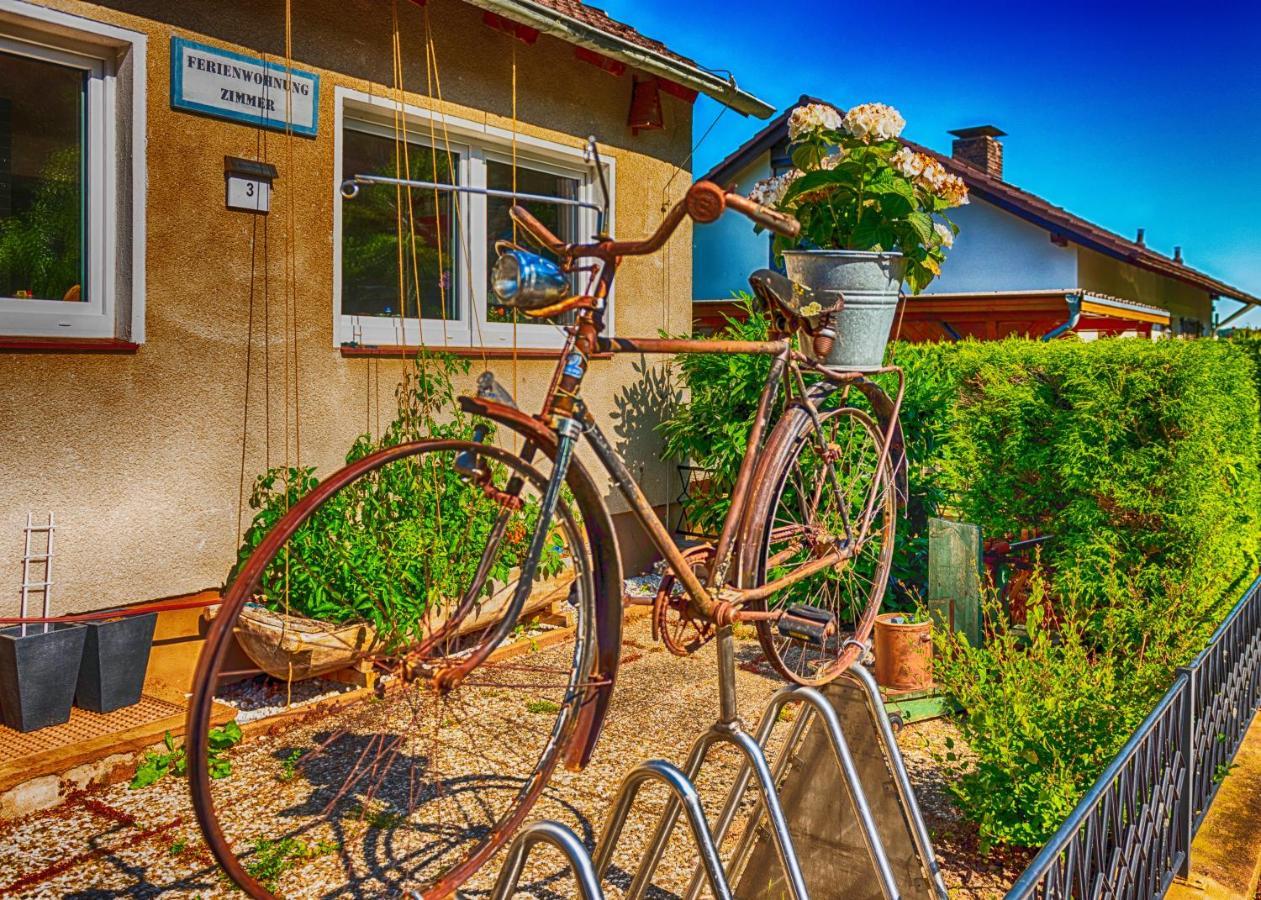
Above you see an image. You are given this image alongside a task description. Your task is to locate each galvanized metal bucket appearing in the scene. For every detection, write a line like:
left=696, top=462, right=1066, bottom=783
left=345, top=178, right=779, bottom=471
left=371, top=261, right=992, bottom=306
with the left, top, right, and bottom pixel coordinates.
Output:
left=783, top=250, right=905, bottom=372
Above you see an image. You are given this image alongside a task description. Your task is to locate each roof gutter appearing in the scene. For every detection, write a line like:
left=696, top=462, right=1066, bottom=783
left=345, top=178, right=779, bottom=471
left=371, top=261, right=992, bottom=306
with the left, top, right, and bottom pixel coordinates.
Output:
left=1041, top=292, right=1082, bottom=341
left=465, top=0, right=775, bottom=118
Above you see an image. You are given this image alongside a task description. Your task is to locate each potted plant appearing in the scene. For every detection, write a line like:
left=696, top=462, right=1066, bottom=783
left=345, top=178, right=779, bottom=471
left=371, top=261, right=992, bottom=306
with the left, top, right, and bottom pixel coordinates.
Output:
left=873, top=610, right=933, bottom=692
left=0, top=622, right=87, bottom=732
left=74, top=610, right=158, bottom=713
left=749, top=102, right=968, bottom=370
left=229, top=353, right=571, bottom=681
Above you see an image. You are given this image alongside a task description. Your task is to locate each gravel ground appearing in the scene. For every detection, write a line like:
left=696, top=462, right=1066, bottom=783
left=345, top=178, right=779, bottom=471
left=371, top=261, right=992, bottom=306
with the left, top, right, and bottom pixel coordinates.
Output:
left=0, top=618, right=1015, bottom=898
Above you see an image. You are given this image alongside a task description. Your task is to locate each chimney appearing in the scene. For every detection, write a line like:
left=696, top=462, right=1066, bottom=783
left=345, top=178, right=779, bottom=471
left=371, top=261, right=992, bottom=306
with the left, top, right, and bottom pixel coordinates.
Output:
left=949, top=125, right=1007, bottom=179
left=1173, top=246, right=1183, bottom=264
left=1136, top=228, right=1146, bottom=247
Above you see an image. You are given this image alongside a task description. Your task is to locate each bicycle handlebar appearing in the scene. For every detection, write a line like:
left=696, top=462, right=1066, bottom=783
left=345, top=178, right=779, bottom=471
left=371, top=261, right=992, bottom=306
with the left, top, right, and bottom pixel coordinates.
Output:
left=509, top=180, right=800, bottom=261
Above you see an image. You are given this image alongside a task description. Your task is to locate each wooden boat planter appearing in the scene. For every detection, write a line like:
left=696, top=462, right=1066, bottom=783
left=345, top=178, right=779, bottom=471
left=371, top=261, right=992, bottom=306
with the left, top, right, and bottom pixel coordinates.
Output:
left=234, top=606, right=380, bottom=681
left=232, top=570, right=575, bottom=682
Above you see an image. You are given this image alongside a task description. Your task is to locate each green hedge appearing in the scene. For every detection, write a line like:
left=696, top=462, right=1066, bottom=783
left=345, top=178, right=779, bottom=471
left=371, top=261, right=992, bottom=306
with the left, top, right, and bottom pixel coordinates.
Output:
left=906, top=337, right=1261, bottom=848
left=895, top=337, right=1261, bottom=618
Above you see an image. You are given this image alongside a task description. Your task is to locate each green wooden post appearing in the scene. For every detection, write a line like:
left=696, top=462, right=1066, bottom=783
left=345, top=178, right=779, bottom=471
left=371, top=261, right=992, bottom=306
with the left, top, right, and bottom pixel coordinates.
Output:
left=928, top=517, right=982, bottom=647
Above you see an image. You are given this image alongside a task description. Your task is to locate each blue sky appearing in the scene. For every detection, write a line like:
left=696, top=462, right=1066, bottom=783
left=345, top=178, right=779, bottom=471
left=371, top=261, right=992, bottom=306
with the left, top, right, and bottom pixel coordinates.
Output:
left=598, top=0, right=1261, bottom=324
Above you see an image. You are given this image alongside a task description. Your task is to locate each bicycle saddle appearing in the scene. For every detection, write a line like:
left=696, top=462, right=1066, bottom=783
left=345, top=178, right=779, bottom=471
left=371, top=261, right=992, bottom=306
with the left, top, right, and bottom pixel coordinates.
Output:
left=748, top=269, right=839, bottom=323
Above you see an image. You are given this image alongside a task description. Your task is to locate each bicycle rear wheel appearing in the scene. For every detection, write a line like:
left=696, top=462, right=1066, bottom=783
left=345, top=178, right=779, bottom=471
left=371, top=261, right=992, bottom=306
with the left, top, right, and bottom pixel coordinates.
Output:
left=187, top=439, right=597, bottom=899
left=742, top=405, right=896, bottom=685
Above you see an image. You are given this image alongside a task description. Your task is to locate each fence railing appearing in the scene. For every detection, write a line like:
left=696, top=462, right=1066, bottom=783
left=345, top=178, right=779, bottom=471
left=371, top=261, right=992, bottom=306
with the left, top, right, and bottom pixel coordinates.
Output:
left=1006, top=573, right=1261, bottom=899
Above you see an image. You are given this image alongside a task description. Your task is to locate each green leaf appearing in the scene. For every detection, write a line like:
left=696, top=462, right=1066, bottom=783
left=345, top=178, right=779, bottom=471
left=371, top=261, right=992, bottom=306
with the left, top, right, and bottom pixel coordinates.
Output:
left=781, top=170, right=849, bottom=206
left=906, top=211, right=934, bottom=245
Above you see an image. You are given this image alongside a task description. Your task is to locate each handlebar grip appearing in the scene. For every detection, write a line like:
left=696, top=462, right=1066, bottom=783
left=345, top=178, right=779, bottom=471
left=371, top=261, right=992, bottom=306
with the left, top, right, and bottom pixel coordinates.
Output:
left=723, top=192, right=801, bottom=240
left=509, top=204, right=567, bottom=254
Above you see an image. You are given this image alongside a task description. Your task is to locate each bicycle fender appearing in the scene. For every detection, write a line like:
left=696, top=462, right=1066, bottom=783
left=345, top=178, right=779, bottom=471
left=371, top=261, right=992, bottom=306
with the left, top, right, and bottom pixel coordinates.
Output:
left=458, top=395, right=623, bottom=771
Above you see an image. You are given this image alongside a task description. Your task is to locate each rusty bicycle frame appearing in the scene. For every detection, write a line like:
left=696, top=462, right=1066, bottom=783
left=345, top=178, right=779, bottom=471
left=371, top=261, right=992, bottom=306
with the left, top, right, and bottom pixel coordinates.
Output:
left=186, top=168, right=910, bottom=900
left=469, top=178, right=907, bottom=654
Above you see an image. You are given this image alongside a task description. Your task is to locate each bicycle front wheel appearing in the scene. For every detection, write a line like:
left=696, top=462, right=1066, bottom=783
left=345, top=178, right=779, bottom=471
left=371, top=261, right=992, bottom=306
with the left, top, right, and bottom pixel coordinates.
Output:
left=187, top=439, right=597, bottom=899
left=743, top=405, right=896, bottom=685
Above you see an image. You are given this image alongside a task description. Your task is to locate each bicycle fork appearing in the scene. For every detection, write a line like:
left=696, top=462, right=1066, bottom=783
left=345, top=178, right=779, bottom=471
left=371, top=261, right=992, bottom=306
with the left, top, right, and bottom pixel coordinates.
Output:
left=434, top=417, right=580, bottom=692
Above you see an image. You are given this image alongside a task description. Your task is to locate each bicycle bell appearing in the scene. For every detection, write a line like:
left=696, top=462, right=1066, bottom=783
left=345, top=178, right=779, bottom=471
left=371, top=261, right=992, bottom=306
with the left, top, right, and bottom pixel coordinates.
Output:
left=491, top=244, right=570, bottom=309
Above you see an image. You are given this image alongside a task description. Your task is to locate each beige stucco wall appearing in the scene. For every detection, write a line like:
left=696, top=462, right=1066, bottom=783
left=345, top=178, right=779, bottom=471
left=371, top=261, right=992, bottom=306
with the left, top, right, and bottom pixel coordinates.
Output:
left=1076, top=246, right=1214, bottom=330
left=0, top=0, right=694, bottom=616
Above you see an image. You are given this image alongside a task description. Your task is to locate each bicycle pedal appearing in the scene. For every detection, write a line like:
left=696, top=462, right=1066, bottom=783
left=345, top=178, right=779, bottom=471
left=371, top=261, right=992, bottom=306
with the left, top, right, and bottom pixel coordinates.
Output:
left=777, top=604, right=835, bottom=646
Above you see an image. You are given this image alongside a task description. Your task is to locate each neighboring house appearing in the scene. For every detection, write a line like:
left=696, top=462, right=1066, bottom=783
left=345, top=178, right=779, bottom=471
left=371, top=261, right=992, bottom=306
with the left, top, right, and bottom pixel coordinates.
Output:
left=0, top=0, right=770, bottom=655
left=695, top=96, right=1259, bottom=339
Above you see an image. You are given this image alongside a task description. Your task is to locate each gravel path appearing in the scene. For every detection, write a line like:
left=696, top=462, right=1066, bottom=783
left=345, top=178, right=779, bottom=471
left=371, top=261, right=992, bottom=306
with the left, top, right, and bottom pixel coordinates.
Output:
left=0, top=618, right=1016, bottom=898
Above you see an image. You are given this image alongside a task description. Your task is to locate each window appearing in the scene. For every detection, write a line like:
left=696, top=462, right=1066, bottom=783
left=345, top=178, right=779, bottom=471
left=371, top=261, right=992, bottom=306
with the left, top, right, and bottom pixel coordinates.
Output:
left=0, top=6, right=145, bottom=341
left=484, top=158, right=580, bottom=328
left=335, top=89, right=608, bottom=349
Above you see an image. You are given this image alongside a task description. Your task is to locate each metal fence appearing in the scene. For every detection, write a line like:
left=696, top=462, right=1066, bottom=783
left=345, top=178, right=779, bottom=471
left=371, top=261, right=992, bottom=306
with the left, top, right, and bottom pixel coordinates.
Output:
left=1006, top=574, right=1261, bottom=898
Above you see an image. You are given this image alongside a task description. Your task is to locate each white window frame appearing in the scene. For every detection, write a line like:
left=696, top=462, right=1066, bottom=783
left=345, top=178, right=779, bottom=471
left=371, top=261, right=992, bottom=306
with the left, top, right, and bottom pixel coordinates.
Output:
left=334, top=85, right=614, bottom=350
left=0, top=1, right=145, bottom=342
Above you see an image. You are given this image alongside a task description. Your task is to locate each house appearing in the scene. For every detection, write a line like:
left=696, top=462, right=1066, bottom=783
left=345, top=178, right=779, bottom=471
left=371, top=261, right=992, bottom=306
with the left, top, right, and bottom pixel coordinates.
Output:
left=694, top=96, right=1260, bottom=339
left=0, top=0, right=770, bottom=682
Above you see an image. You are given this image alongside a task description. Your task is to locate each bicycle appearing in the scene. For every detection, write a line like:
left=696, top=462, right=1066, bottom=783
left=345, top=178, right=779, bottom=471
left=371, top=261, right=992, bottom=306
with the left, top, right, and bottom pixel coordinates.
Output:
left=187, top=146, right=908, bottom=899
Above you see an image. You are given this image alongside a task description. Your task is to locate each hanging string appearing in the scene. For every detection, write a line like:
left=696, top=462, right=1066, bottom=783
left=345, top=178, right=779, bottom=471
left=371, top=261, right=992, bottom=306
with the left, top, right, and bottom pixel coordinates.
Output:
left=283, top=0, right=300, bottom=470
left=392, top=0, right=437, bottom=366
left=422, top=4, right=486, bottom=358
left=262, top=126, right=272, bottom=471
left=236, top=129, right=263, bottom=551
left=660, top=101, right=729, bottom=212
left=510, top=35, right=520, bottom=445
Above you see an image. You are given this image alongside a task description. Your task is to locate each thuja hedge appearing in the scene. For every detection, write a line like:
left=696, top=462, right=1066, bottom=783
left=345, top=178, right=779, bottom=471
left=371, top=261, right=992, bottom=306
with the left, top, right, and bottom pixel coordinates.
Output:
left=662, top=312, right=1261, bottom=848
left=893, top=336, right=1261, bottom=848
left=892, top=336, right=1261, bottom=615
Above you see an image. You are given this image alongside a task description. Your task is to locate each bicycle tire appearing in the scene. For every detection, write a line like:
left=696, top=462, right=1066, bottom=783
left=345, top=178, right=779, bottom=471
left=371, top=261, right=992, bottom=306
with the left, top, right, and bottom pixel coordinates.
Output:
left=187, top=438, right=601, bottom=898
left=741, top=405, right=896, bottom=686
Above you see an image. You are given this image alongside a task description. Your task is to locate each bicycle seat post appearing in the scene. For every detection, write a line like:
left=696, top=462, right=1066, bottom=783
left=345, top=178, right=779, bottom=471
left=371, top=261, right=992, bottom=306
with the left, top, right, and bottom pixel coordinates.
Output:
left=715, top=624, right=740, bottom=728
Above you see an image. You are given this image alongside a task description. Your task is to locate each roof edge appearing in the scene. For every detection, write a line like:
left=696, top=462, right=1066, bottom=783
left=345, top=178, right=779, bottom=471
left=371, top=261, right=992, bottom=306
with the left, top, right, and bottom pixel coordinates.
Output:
left=467, top=0, right=774, bottom=118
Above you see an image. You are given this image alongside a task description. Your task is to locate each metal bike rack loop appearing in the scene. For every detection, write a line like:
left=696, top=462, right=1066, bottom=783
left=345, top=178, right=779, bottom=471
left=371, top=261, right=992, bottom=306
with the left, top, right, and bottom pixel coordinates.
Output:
left=488, top=625, right=950, bottom=900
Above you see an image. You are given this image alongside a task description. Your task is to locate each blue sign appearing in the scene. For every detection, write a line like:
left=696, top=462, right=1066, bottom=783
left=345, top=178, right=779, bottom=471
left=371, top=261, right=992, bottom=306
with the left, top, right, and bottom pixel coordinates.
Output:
left=170, top=37, right=319, bottom=137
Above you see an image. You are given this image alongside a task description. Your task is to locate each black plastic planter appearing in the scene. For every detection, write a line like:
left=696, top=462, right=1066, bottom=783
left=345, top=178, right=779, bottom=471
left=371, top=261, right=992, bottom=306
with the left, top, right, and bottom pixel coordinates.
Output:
left=0, top=623, right=87, bottom=732
left=75, top=612, right=158, bottom=713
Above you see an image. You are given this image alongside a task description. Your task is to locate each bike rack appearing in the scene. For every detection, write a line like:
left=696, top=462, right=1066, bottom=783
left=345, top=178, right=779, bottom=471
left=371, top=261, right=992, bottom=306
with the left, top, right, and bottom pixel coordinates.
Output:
left=488, top=626, right=950, bottom=900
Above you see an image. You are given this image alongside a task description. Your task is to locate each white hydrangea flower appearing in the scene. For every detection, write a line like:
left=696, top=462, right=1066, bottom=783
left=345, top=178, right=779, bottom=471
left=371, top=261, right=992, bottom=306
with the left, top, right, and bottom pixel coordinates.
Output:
left=892, top=146, right=925, bottom=178
left=916, top=157, right=949, bottom=192
left=940, top=173, right=970, bottom=207
left=748, top=169, right=802, bottom=208
left=787, top=103, right=843, bottom=141
left=841, top=103, right=905, bottom=143
left=934, top=222, right=954, bottom=247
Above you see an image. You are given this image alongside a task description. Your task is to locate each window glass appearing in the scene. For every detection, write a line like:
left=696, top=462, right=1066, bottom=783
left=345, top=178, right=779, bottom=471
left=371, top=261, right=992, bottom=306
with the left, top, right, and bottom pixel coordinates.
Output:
left=341, top=126, right=458, bottom=322
left=0, top=49, right=85, bottom=302
left=485, top=160, right=578, bottom=325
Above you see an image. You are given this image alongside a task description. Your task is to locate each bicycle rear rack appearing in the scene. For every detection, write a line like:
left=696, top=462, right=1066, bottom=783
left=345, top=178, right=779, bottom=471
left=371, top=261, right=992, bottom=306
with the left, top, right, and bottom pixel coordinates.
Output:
left=488, top=627, right=950, bottom=900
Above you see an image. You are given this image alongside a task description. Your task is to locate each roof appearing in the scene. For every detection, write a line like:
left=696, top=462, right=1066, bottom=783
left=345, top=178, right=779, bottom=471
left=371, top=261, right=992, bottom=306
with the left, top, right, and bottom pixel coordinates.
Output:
left=705, top=96, right=1260, bottom=306
left=462, top=0, right=774, bottom=118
